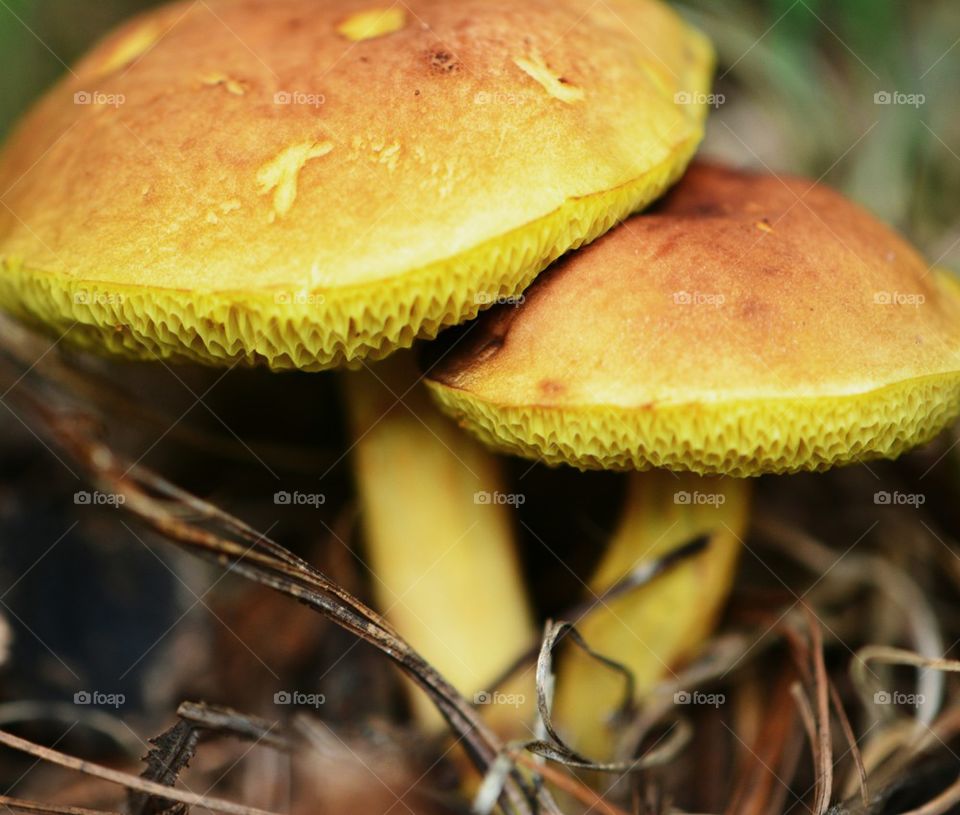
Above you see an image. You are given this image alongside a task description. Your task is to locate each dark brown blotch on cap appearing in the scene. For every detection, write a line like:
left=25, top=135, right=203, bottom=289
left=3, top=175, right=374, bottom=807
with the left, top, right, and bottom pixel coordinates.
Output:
left=427, top=47, right=462, bottom=73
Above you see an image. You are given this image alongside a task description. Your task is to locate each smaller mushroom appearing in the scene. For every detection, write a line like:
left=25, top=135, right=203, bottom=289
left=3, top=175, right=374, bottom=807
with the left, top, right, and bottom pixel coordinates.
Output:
left=425, top=162, right=960, bottom=757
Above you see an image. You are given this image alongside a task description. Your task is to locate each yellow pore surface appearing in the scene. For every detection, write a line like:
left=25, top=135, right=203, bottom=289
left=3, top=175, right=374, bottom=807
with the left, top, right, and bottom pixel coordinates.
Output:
left=0, top=0, right=712, bottom=370
left=427, top=164, right=960, bottom=476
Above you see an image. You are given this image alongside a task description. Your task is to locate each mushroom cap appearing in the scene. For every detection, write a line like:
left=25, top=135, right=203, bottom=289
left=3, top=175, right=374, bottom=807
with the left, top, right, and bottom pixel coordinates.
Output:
left=0, top=0, right=711, bottom=370
left=425, top=163, right=960, bottom=476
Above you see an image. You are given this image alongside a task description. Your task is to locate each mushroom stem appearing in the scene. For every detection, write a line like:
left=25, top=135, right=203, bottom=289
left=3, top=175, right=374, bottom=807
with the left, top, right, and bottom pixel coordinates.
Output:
left=552, top=470, right=750, bottom=760
left=343, top=353, right=535, bottom=734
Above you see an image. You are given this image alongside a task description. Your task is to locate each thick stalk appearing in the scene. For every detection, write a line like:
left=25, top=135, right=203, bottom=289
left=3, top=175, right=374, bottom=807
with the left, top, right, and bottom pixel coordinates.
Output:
left=553, top=470, right=750, bottom=760
left=343, top=353, right=535, bottom=735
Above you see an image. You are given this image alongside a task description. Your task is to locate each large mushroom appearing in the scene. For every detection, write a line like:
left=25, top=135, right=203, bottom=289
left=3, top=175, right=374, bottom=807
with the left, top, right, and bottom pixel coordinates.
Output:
left=0, top=0, right=712, bottom=370
left=425, top=162, right=960, bottom=756
left=0, top=0, right=716, bottom=739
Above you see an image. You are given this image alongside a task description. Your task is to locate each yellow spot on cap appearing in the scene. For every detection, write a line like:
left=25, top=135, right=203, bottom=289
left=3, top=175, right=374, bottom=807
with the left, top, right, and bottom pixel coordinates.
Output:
left=755, top=219, right=774, bottom=234
left=257, top=141, right=334, bottom=219
left=513, top=51, right=584, bottom=104
left=200, top=72, right=247, bottom=96
left=378, top=143, right=401, bottom=171
left=336, top=7, right=407, bottom=42
left=90, top=21, right=162, bottom=78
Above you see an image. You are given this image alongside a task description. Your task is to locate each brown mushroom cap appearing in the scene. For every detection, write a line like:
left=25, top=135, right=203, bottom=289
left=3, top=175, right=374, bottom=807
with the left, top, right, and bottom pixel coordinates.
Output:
left=426, top=163, right=960, bottom=475
left=0, top=0, right=711, bottom=370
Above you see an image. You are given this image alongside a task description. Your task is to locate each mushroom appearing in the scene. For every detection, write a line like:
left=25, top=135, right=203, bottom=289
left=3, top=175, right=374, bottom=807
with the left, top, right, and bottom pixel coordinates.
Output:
left=0, top=0, right=719, bottom=744
left=424, top=162, right=960, bottom=756
left=0, top=0, right=713, bottom=371
left=343, top=352, right=535, bottom=735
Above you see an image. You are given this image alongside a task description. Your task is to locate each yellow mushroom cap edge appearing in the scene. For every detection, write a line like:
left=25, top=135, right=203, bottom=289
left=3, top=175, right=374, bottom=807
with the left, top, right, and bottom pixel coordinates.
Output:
left=425, top=163, right=960, bottom=476
left=0, top=0, right=713, bottom=370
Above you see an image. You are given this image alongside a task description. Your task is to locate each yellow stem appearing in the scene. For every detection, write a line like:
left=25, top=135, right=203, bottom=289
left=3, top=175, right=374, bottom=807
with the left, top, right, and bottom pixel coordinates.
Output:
left=552, top=470, right=750, bottom=760
left=343, top=353, right=535, bottom=735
